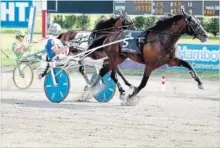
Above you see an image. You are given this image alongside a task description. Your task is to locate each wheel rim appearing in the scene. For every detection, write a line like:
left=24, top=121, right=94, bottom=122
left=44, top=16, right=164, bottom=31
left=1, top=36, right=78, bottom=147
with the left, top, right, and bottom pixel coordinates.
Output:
left=13, top=63, right=33, bottom=89
left=44, top=68, right=70, bottom=103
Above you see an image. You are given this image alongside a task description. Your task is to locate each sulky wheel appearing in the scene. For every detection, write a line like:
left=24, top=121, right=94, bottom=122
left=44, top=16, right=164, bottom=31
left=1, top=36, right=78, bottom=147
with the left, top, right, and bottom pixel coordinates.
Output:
left=90, top=72, right=116, bottom=103
left=44, top=68, right=70, bottom=103
left=13, top=62, right=34, bottom=89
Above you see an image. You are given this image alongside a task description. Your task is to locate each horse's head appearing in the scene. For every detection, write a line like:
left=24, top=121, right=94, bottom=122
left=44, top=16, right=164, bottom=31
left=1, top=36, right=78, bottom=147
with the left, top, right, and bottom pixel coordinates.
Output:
left=113, top=12, right=135, bottom=30
left=120, top=12, right=135, bottom=30
left=181, top=8, right=209, bottom=42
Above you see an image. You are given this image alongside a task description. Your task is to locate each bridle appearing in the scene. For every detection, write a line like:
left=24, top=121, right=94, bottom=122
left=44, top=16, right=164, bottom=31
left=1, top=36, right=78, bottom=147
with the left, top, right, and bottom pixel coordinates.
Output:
left=144, top=14, right=200, bottom=40
left=183, top=15, right=201, bottom=39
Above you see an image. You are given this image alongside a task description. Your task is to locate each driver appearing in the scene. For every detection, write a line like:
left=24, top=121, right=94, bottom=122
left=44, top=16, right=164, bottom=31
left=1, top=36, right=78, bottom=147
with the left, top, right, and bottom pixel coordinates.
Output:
left=39, top=23, right=69, bottom=79
left=45, top=23, right=69, bottom=60
left=12, top=30, right=31, bottom=59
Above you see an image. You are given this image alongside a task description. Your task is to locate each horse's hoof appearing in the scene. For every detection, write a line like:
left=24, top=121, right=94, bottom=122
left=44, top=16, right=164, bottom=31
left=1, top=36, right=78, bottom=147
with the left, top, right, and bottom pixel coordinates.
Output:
left=120, top=101, right=135, bottom=106
left=84, top=85, right=89, bottom=91
left=77, top=97, right=86, bottom=102
left=38, top=74, right=43, bottom=80
left=128, top=95, right=142, bottom=106
left=198, top=84, right=204, bottom=90
left=120, top=92, right=127, bottom=101
left=120, top=95, right=134, bottom=106
left=129, top=85, right=134, bottom=89
left=128, top=94, right=134, bottom=99
left=79, top=90, right=92, bottom=102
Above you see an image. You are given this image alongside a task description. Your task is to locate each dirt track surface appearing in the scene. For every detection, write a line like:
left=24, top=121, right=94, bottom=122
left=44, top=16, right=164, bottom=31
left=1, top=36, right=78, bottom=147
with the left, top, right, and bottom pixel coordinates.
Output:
left=1, top=71, right=219, bottom=147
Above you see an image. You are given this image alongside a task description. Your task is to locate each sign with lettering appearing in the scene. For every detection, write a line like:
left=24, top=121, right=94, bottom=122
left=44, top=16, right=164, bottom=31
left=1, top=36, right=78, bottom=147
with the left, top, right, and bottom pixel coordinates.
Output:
left=169, top=44, right=220, bottom=72
left=204, top=1, right=220, bottom=16
left=1, top=0, right=33, bottom=28
left=113, top=0, right=219, bottom=16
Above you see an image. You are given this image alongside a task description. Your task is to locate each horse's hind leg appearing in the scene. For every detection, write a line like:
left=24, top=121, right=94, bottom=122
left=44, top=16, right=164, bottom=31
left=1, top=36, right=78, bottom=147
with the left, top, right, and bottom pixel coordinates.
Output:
left=167, top=58, right=204, bottom=89
left=116, top=67, right=134, bottom=89
left=123, top=67, right=152, bottom=106
left=80, top=64, right=110, bottom=102
left=111, top=68, right=126, bottom=100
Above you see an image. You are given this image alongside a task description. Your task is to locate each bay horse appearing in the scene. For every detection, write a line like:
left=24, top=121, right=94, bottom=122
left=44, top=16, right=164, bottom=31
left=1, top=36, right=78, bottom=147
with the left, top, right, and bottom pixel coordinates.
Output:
left=83, top=9, right=209, bottom=105
left=78, top=13, right=135, bottom=93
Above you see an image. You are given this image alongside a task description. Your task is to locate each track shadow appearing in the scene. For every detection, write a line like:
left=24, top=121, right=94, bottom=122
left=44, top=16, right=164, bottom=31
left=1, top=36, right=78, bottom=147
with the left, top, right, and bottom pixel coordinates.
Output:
left=1, top=98, right=123, bottom=110
left=165, top=93, right=219, bottom=102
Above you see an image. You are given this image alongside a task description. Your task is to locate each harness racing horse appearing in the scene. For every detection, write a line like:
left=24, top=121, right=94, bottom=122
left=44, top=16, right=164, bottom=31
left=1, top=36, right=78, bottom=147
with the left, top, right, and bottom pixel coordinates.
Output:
left=83, top=9, right=209, bottom=105
left=61, top=13, right=135, bottom=90
left=85, top=13, right=135, bottom=90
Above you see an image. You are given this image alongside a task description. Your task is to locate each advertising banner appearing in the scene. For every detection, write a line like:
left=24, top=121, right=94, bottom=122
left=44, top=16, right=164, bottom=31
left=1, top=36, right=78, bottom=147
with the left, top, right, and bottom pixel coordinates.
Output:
left=1, top=0, right=33, bottom=28
left=169, top=44, right=220, bottom=72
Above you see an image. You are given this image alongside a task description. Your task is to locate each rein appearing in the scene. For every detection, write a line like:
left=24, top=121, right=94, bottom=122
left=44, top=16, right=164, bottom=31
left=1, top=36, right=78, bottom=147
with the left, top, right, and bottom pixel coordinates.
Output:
left=92, top=24, right=133, bottom=34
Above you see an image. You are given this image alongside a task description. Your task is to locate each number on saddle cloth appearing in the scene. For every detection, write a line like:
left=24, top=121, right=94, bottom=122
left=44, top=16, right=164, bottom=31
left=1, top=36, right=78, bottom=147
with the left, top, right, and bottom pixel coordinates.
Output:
left=121, top=30, right=146, bottom=54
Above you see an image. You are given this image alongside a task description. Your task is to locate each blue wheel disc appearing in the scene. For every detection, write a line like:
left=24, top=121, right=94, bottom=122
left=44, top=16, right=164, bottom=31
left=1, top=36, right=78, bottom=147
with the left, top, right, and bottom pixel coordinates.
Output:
left=90, top=72, right=116, bottom=103
left=44, top=68, right=70, bottom=103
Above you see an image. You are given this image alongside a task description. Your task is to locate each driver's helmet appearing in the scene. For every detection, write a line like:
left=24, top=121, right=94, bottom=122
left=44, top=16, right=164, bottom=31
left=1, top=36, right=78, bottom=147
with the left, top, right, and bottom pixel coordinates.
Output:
left=15, top=30, right=25, bottom=38
left=48, top=23, right=62, bottom=36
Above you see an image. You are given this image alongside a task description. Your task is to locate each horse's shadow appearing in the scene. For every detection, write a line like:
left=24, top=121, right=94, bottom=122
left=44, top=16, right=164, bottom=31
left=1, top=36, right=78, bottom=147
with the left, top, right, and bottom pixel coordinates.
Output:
left=1, top=98, right=121, bottom=110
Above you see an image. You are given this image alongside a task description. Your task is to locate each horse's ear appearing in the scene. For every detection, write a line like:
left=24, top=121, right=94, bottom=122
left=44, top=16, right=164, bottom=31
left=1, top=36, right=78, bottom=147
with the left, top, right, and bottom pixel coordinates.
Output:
left=181, top=6, right=190, bottom=18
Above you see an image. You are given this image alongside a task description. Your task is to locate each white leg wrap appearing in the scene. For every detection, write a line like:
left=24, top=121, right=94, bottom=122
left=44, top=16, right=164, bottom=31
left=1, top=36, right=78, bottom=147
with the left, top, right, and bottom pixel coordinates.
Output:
left=81, top=57, right=107, bottom=67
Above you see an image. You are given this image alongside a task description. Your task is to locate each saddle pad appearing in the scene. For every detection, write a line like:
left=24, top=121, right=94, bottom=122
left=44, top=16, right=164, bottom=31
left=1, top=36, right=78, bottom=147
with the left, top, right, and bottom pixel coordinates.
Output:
left=120, top=30, right=145, bottom=54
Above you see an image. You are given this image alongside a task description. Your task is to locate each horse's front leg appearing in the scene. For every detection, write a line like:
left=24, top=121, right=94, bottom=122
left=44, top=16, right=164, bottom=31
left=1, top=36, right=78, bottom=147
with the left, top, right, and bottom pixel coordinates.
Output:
left=122, top=67, right=152, bottom=106
left=116, top=67, right=134, bottom=89
left=78, top=66, right=90, bottom=84
left=167, top=58, right=204, bottom=89
left=79, top=64, right=109, bottom=102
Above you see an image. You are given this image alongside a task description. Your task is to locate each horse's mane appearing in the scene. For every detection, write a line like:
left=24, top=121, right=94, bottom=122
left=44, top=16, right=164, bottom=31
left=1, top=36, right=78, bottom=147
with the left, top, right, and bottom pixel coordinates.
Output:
left=93, top=17, right=120, bottom=31
left=146, top=14, right=184, bottom=32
